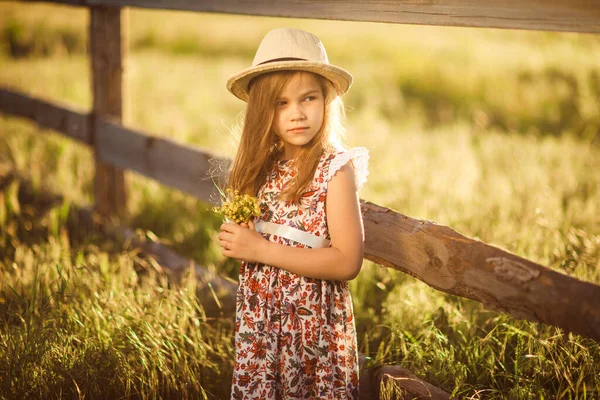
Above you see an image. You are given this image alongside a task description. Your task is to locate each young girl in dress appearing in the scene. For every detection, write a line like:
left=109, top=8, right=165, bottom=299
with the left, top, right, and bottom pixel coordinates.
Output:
left=217, top=27, right=369, bottom=399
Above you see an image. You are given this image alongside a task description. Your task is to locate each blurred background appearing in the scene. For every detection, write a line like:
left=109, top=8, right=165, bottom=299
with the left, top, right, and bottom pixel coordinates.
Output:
left=0, top=2, right=599, bottom=398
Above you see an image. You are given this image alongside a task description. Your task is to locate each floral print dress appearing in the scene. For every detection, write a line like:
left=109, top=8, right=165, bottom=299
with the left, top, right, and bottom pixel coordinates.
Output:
left=231, top=147, right=369, bottom=400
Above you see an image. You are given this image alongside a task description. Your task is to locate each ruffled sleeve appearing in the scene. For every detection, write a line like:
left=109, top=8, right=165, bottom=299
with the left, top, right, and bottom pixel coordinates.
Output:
left=325, top=147, right=370, bottom=191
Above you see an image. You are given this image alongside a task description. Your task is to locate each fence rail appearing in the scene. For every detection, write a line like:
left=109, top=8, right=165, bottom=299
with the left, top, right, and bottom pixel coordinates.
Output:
left=2, top=87, right=600, bottom=342
left=29, top=0, right=600, bottom=33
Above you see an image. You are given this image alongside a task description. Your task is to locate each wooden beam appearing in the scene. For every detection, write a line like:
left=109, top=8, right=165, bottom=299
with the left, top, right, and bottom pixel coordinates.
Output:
left=361, top=364, right=453, bottom=400
left=361, top=201, right=600, bottom=342
left=0, top=89, right=91, bottom=145
left=0, top=88, right=226, bottom=204
left=2, top=89, right=599, bottom=342
left=116, top=223, right=239, bottom=315
left=73, top=205, right=238, bottom=315
left=90, top=6, right=128, bottom=218
left=94, top=118, right=227, bottom=204
left=31, top=0, right=600, bottom=34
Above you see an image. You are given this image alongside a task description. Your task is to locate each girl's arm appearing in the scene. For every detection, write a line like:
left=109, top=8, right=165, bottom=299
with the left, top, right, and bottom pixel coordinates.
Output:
left=218, top=161, right=364, bottom=281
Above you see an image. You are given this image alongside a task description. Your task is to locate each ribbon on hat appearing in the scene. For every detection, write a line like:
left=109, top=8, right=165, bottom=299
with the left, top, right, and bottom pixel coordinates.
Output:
left=254, top=220, right=331, bottom=249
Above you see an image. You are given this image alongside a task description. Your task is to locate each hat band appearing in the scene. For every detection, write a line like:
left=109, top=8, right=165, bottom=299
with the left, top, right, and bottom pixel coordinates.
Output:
left=257, top=57, right=308, bottom=66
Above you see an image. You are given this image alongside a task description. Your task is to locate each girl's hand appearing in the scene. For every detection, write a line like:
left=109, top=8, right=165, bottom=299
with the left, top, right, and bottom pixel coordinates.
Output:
left=218, top=220, right=264, bottom=262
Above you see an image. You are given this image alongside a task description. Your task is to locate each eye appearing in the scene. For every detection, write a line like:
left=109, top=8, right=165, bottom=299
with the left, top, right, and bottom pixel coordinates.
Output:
left=275, top=100, right=287, bottom=107
left=304, top=96, right=315, bottom=102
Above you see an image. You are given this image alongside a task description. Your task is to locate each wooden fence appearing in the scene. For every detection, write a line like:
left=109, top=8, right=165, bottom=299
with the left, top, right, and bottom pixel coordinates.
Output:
left=2, top=0, right=600, bottom=350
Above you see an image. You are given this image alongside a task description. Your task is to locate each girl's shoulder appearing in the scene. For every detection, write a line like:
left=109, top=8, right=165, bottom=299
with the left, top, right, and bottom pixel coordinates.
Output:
left=319, top=147, right=370, bottom=191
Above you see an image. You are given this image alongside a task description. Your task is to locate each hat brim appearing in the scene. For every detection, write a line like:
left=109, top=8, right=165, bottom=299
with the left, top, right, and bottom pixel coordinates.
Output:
left=226, top=60, right=352, bottom=102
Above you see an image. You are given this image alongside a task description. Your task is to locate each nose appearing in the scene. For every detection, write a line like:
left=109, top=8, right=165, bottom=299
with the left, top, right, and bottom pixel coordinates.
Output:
left=289, top=102, right=306, bottom=121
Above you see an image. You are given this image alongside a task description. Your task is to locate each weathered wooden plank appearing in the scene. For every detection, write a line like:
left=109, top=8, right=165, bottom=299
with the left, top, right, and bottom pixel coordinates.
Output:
left=0, top=89, right=91, bottom=144
left=74, top=205, right=238, bottom=315
left=361, top=201, right=600, bottom=342
left=95, top=118, right=227, bottom=204
left=90, top=6, right=128, bottom=218
left=0, top=88, right=227, bottom=204
left=361, top=364, right=453, bottom=400
left=33, top=0, right=600, bottom=33
left=28, top=0, right=85, bottom=4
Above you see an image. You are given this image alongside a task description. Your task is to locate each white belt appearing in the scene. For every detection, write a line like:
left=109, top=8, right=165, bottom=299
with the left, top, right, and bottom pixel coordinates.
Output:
left=254, top=220, right=331, bottom=249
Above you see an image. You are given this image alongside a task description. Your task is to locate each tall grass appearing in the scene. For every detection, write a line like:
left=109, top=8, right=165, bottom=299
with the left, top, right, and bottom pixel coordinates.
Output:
left=0, top=2, right=599, bottom=398
left=0, top=177, right=235, bottom=398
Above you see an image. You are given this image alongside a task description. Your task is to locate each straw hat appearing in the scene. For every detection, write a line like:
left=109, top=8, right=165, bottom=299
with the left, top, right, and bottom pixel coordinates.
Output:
left=226, top=28, right=352, bottom=102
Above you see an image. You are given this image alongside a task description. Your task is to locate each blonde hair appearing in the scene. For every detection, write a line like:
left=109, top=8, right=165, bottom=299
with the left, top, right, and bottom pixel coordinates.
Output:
left=227, top=70, right=346, bottom=203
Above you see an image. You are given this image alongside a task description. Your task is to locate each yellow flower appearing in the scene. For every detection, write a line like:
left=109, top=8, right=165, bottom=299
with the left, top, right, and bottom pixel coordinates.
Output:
left=213, top=188, right=260, bottom=224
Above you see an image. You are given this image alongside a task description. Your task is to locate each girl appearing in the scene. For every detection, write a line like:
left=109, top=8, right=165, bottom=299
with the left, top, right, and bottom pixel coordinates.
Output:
left=218, top=28, right=369, bottom=399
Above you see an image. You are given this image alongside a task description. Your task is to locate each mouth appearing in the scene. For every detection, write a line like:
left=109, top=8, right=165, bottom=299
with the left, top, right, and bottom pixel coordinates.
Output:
left=288, top=127, right=309, bottom=134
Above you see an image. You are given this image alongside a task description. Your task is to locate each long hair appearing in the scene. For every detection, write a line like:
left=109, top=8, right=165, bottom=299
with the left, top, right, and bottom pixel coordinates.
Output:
left=227, top=70, right=346, bottom=203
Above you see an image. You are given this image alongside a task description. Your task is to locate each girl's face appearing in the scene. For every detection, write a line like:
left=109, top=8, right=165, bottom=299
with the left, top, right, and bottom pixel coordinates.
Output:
left=273, top=72, right=325, bottom=160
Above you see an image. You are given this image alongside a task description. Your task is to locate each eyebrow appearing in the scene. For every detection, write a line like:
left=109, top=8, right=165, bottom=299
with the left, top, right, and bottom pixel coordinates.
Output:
left=276, top=89, right=321, bottom=100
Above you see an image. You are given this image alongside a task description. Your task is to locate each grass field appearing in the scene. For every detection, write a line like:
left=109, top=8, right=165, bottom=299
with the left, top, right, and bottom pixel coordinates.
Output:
left=1, top=2, right=599, bottom=399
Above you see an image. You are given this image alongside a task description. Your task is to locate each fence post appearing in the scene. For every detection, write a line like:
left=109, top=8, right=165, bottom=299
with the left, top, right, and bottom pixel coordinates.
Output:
left=90, top=6, right=127, bottom=218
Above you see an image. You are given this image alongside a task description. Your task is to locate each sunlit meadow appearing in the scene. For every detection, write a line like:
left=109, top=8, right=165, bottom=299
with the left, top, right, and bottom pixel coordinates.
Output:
left=0, top=2, right=599, bottom=398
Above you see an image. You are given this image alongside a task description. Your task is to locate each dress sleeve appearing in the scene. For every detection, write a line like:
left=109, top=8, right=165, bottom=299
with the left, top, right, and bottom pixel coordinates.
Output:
left=325, top=147, right=370, bottom=191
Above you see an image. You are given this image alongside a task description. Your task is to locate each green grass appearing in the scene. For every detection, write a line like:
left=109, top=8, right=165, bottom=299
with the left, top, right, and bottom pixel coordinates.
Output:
left=0, top=238, right=234, bottom=399
left=0, top=2, right=599, bottom=399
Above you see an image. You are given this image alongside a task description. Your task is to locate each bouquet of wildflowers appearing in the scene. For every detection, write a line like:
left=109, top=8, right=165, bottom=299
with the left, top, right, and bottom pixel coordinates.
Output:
left=213, top=189, right=260, bottom=224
